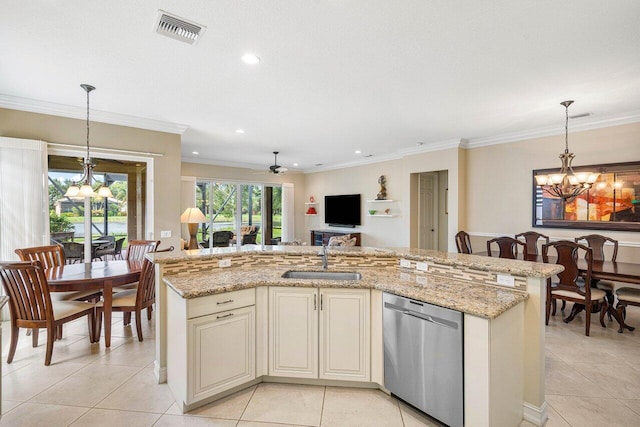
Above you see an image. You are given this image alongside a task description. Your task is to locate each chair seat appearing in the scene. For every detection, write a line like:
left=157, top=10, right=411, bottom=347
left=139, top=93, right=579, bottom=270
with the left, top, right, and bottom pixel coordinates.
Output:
left=113, top=282, right=138, bottom=293
left=596, top=281, right=615, bottom=292
left=51, top=290, right=101, bottom=301
left=96, top=289, right=137, bottom=308
left=552, top=288, right=606, bottom=301
left=616, top=287, right=640, bottom=303
left=52, top=300, right=95, bottom=320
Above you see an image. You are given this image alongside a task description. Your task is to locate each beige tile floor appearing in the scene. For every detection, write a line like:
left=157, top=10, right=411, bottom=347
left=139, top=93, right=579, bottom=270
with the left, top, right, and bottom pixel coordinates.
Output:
left=1, top=305, right=640, bottom=426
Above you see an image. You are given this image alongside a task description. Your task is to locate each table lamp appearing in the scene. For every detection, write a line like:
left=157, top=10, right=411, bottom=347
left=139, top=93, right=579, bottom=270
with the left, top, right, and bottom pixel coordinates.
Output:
left=180, top=207, right=206, bottom=250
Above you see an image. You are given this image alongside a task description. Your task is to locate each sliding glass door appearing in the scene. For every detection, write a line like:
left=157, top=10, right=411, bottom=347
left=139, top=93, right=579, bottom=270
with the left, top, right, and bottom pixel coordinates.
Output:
left=196, top=180, right=283, bottom=247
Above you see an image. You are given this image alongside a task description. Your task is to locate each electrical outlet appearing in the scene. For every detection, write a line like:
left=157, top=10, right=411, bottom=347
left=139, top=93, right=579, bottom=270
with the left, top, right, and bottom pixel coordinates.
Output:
left=416, top=262, right=429, bottom=272
left=400, top=272, right=410, bottom=281
left=160, top=230, right=171, bottom=238
left=416, top=275, right=428, bottom=285
left=400, top=259, right=411, bottom=269
left=497, top=274, right=515, bottom=287
left=219, top=259, right=232, bottom=268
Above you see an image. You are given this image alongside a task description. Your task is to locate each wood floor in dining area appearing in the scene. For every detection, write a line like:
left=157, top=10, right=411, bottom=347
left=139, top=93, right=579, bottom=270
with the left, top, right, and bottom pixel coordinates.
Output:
left=2, top=307, right=640, bottom=426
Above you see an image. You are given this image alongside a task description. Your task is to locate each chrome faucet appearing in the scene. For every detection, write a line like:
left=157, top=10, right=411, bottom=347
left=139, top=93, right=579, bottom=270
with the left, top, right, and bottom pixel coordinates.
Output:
left=318, top=244, right=329, bottom=270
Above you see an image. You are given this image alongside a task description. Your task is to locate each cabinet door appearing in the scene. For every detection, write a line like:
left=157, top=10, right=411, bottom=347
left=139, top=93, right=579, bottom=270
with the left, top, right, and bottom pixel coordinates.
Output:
left=320, top=288, right=370, bottom=381
left=188, top=306, right=255, bottom=403
left=269, top=287, right=318, bottom=378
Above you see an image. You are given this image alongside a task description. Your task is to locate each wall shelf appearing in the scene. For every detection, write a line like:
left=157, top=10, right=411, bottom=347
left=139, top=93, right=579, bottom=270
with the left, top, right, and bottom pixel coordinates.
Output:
left=367, top=214, right=394, bottom=217
left=366, top=199, right=394, bottom=203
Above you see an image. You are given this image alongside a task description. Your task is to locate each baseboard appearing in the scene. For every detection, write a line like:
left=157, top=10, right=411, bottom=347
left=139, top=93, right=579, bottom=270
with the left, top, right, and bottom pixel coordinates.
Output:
left=523, top=400, right=548, bottom=426
left=154, top=361, right=167, bottom=384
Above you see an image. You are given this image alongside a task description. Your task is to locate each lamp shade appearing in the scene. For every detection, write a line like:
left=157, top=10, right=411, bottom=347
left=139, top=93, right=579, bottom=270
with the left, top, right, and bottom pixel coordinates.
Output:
left=180, top=207, right=206, bottom=224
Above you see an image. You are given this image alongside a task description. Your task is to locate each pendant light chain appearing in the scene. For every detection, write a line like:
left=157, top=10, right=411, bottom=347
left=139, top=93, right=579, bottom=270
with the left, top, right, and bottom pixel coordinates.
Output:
left=564, top=103, right=569, bottom=154
left=86, top=86, right=90, bottom=162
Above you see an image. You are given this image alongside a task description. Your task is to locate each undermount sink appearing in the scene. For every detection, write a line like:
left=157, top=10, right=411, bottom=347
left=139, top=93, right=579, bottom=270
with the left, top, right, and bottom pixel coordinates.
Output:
left=281, top=270, right=362, bottom=281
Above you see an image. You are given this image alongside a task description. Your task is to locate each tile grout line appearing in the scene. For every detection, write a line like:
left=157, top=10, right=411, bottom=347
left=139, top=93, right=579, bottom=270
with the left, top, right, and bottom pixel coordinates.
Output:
left=397, top=400, right=406, bottom=427
left=236, top=383, right=260, bottom=423
left=318, top=385, right=327, bottom=427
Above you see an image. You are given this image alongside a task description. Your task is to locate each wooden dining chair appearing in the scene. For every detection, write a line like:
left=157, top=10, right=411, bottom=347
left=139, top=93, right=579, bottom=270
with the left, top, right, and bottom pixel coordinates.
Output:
left=96, top=259, right=156, bottom=341
left=542, top=240, right=608, bottom=336
left=455, top=231, right=472, bottom=254
left=15, top=245, right=101, bottom=342
left=515, top=231, right=549, bottom=257
left=614, top=287, right=640, bottom=333
left=574, top=234, right=618, bottom=310
left=0, top=261, right=96, bottom=365
left=486, top=236, right=527, bottom=259
left=125, top=240, right=160, bottom=261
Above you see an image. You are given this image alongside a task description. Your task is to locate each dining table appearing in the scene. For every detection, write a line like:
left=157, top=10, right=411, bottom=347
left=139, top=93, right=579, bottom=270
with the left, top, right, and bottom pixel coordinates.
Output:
left=45, top=260, right=143, bottom=347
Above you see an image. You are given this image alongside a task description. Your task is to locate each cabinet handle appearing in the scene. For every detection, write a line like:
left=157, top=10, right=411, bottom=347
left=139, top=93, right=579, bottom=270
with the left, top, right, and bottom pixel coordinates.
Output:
left=217, top=313, right=234, bottom=319
left=320, top=294, right=323, bottom=310
left=314, top=294, right=317, bottom=311
left=216, top=299, right=234, bottom=305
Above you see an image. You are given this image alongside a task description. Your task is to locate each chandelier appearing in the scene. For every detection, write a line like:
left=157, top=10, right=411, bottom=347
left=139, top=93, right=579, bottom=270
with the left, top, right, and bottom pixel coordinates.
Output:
left=64, top=84, right=113, bottom=199
left=534, top=100, right=598, bottom=201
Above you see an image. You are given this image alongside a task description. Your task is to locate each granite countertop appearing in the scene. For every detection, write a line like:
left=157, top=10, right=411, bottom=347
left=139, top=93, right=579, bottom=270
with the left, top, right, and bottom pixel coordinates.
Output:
left=149, top=245, right=563, bottom=279
left=163, top=267, right=528, bottom=319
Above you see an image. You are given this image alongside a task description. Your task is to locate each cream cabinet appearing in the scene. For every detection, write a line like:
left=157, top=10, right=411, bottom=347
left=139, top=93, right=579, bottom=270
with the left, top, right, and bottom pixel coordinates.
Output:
left=268, top=286, right=370, bottom=381
left=319, top=288, right=370, bottom=381
left=268, top=287, right=318, bottom=378
left=188, top=305, right=255, bottom=402
left=167, top=288, right=256, bottom=412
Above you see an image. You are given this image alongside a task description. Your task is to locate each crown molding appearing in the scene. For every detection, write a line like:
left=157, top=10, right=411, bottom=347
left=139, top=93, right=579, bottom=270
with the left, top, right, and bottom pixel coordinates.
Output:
left=181, top=155, right=304, bottom=174
left=0, top=93, right=189, bottom=135
left=463, top=109, right=640, bottom=149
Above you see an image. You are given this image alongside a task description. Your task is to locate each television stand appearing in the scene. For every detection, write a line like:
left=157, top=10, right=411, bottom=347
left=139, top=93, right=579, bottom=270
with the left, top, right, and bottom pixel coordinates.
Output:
left=310, top=230, right=361, bottom=246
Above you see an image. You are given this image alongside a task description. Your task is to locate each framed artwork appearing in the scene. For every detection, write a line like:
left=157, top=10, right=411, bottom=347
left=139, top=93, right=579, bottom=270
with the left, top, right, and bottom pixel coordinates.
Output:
left=532, top=161, right=640, bottom=231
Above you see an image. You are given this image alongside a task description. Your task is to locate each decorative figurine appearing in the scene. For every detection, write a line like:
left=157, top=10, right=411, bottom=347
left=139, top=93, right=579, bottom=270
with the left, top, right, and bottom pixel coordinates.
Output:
left=377, top=175, right=387, bottom=200
left=309, top=196, right=315, bottom=203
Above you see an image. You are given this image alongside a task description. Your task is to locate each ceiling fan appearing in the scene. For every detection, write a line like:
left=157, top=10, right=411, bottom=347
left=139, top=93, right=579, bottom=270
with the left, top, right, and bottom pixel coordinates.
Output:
left=268, top=151, right=288, bottom=174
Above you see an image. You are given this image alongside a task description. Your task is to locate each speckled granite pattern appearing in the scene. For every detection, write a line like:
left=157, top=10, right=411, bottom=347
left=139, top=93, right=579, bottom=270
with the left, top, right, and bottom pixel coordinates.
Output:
left=162, top=267, right=528, bottom=319
left=149, top=245, right=562, bottom=278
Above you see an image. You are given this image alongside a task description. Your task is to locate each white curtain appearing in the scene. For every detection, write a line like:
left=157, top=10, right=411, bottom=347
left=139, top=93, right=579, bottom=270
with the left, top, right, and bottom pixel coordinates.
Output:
left=0, top=137, right=49, bottom=261
left=281, top=183, right=294, bottom=242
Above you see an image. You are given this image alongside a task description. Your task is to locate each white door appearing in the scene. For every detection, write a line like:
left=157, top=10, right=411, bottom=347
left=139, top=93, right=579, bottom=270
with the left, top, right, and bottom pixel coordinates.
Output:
left=320, top=288, right=371, bottom=381
left=188, top=306, right=255, bottom=402
left=269, top=287, right=318, bottom=378
left=419, top=173, right=439, bottom=250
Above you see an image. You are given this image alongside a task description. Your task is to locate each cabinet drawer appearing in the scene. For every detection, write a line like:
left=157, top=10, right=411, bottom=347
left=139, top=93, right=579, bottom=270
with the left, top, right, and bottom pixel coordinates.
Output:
left=187, top=288, right=255, bottom=319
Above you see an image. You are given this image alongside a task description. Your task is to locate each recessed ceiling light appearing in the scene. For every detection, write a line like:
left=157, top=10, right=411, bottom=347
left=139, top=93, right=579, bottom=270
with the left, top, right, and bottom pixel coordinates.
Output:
left=241, top=53, right=261, bottom=65
left=192, top=151, right=199, bottom=155
left=355, top=150, right=362, bottom=154
left=293, top=163, right=299, bottom=167
left=235, top=129, right=245, bottom=134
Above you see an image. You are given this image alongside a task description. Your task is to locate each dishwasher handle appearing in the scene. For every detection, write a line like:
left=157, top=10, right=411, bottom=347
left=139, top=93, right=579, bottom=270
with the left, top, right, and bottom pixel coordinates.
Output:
left=384, top=302, right=458, bottom=330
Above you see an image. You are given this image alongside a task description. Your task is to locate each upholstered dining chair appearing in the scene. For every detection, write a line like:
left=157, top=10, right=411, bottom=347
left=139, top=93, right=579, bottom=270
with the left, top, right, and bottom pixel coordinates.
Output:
left=455, top=231, right=472, bottom=254
left=574, top=234, right=618, bottom=311
left=614, top=287, right=640, bottom=333
left=515, top=231, right=549, bottom=257
left=542, top=240, right=608, bottom=336
left=486, top=236, right=527, bottom=259
left=125, top=240, right=160, bottom=261
left=96, top=259, right=156, bottom=341
left=15, top=245, right=100, bottom=342
left=0, top=261, right=96, bottom=365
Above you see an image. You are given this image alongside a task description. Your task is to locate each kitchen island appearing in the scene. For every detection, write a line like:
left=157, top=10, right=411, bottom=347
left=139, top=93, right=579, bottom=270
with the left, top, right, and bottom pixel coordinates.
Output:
left=149, top=245, right=561, bottom=426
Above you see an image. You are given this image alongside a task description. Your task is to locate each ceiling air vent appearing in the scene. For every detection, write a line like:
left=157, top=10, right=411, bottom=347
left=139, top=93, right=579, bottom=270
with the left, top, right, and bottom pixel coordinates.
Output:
left=154, top=10, right=206, bottom=45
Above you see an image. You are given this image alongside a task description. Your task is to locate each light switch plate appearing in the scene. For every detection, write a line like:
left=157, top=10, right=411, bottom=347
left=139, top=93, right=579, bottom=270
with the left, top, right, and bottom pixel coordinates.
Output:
left=497, top=274, right=515, bottom=287
left=416, top=275, right=428, bottom=285
left=160, top=230, right=171, bottom=238
left=400, top=259, right=411, bottom=269
left=416, top=262, right=429, bottom=272
left=219, top=259, right=232, bottom=268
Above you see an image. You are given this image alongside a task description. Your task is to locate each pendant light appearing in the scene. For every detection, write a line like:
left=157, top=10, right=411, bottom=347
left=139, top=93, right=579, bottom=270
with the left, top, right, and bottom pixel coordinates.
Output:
left=534, top=100, right=598, bottom=201
left=64, top=84, right=113, bottom=199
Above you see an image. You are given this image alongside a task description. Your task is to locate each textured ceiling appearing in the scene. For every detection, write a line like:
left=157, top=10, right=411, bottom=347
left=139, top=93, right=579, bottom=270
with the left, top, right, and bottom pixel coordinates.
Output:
left=1, top=1, right=639, bottom=172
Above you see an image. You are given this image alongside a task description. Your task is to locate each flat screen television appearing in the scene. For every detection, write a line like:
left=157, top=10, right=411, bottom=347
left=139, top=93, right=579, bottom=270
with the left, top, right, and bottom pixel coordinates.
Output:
left=324, top=194, right=361, bottom=227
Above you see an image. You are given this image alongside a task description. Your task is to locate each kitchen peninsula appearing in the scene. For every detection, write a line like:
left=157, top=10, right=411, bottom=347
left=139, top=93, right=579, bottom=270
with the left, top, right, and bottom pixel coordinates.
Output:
left=148, top=245, right=562, bottom=427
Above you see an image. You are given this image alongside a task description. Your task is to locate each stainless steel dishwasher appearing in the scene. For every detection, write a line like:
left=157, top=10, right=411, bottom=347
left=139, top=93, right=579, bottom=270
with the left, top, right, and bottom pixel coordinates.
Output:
left=383, top=292, right=463, bottom=427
